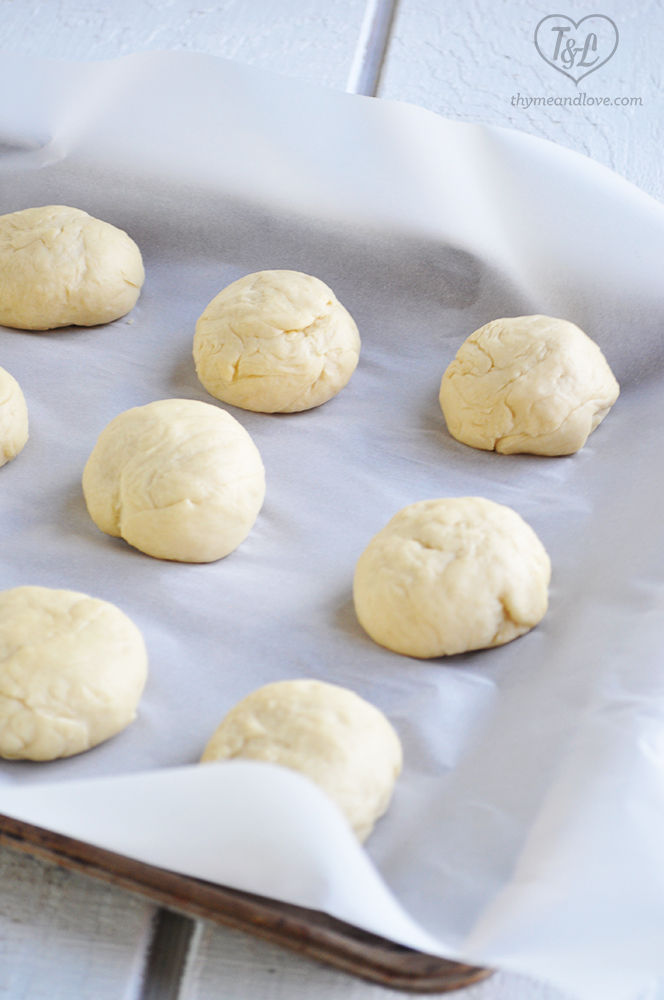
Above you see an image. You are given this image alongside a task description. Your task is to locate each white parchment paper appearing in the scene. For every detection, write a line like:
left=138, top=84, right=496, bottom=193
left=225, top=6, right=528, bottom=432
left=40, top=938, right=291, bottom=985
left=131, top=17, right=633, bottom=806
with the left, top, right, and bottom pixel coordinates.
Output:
left=1, top=50, right=664, bottom=1000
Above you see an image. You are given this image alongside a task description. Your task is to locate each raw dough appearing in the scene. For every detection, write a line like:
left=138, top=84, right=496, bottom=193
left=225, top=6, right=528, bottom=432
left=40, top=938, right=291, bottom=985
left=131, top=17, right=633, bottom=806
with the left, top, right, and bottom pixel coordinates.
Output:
left=439, top=315, right=620, bottom=455
left=0, top=205, right=144, bottom=330
left=0, top=586, right=148, bottom=761
left=200, top=679, right=402, bottom=841
left=353, top=497, right=550, bottom=658
left=0, top=367, right=28, bottom=466
left=82, top=398, right=265, bottom=563
left=193, top=270, right=360, bottom=412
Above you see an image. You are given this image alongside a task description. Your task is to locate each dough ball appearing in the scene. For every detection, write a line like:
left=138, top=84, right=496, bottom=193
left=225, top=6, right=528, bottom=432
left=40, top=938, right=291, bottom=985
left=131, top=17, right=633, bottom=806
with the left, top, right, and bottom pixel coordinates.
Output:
left=0, top=205, right=144, bottom=330
left=193, top=270, right=360, bottom=412
left=201, top=679, right=402, bottom=841
left=82, top=398, right=265, bottom=563
left=353, top=497, right=550, bottom=659
left=0, top=586, right=148, bottom=761
left=439, top=315, right=620, bottom=456
left=0, top=367, right=28, bottom=466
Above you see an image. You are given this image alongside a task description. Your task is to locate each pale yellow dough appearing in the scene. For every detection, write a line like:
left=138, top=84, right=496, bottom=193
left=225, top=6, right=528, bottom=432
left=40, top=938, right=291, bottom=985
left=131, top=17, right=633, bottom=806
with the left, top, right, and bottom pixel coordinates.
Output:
left=193, top=270, right=360, bottom=412
left=439, top=315, right=619, bottom=455
left=0, top=367, right=28, bottom=466
left=0, top=205, right=144, bottom=330
left=201, top=679, right=402, bottom=841
left=82, top=398, right=265, bottom=563
left=353, top=497, right=550, bottom=659
left=0, top=586, right=148, bottom=761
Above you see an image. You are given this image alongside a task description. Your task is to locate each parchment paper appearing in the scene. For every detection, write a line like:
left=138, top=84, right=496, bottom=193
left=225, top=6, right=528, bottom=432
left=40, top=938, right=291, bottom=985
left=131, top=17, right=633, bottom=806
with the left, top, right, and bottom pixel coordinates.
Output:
left=1, top=49, right=664, bottom=1000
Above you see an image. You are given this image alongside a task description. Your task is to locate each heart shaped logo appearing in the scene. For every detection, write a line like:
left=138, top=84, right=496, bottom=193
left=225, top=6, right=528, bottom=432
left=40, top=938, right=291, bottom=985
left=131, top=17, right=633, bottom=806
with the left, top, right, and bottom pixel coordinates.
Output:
left=534, top=15, right=619, bottom=84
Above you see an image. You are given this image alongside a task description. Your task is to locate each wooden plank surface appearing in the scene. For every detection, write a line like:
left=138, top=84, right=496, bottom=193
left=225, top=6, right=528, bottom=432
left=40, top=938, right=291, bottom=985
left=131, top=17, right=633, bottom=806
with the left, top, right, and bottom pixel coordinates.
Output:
left=378, top=0, right=664, bottom=202
left=0, top=843, right=153, bottom=1000
left=184, top=920, right=576, bottom=1000
left=0, top=0, right=368, bottom=91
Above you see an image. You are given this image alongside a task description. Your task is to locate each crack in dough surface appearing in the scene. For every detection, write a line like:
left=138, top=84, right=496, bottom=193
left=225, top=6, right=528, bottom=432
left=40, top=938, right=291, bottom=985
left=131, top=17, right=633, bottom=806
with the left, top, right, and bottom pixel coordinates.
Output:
left=0, top=205, right=144, bottom=331
left=193, top=270, right=360, bottom=413
left=82, top=399, right=265, bottom=563
left=439, top=315, right=620, bottom=455
left=201, top=679, right=402, bottom=842
left=0, top=586, right=147, bottom=761
left=353, top=497, right=551, bottom=659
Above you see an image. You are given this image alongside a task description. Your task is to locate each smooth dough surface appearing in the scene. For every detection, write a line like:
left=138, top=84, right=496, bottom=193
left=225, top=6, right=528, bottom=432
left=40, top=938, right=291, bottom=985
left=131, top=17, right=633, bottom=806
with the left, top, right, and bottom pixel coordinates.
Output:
left=193, top=270, right=360, bottom=412
left=201, top=679, right=402, bottom=841
left=353, top=497, right=550, bottom=659
left=82, top=398, right=265, bottom=563
left=0, top=205, right=144, bottom=330
left=0, top=367, right=28, bottom=466
left=439, top=315, right=620, bottom=455
left=0, top=586, right=148, bottom=761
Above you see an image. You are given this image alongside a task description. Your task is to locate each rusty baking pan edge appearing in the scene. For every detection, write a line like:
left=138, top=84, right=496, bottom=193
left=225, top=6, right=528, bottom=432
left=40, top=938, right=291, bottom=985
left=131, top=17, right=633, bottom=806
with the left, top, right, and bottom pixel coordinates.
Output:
left=0, top=812, right=491, bottom=993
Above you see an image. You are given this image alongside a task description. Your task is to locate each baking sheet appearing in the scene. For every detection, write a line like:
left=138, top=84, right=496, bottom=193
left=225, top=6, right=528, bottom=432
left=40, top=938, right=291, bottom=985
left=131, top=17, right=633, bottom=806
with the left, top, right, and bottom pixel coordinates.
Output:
left=1, top=49, right=664, bottom=1000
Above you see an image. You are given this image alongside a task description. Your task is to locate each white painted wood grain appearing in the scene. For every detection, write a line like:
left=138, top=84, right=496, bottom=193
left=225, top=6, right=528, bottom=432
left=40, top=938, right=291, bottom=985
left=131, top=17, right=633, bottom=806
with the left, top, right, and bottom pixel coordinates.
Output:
left=378, top=0, right=664, bottom=202
left=0, top=0, right=368, bottom=90
left=0, top=845, right=154, bottom=1000
left=346, top=0, right=399, bottom=94
left=182, top=918, right=581, bottom=1000
left=184, top=916, right=664, bottom=1000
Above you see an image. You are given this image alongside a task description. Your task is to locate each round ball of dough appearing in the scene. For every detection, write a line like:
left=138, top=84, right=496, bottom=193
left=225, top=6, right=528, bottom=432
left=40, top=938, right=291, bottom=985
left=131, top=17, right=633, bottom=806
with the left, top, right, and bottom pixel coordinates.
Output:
left=193, top=270, right=360, bottom=413
left=0, top=586, right=148, bottom=761
left=439, top=315, right=620, bottom=456
left=0, top=367, right=28, bottom=466
left=353, top=497, right=550, bottom=659
left=201, top=679, right=402, bottom=841
left=0, top=205, right=145, bottom=330
left=82, top=398, right=265, bottom=563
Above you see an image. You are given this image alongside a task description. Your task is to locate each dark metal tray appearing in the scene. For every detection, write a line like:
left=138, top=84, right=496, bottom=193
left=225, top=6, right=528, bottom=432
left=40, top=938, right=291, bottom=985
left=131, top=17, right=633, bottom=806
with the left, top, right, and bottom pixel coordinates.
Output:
left=0, top=812, right=491, bottom=993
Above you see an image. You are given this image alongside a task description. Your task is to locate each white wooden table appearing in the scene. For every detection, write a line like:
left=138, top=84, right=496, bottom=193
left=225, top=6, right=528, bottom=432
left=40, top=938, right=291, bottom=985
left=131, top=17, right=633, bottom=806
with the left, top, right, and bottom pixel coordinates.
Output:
left=1, top=2, right=662, bottom=998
